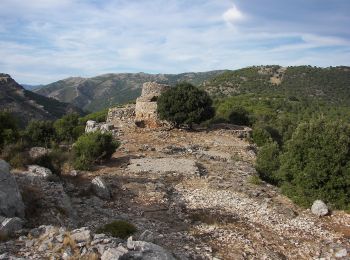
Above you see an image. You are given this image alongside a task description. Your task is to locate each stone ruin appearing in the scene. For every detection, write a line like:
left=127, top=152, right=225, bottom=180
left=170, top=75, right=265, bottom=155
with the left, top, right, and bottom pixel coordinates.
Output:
left=106, top=82, right=170, bottom=129
left=106, top=104, right=136, bottom=128
left=134, top=82, right=170, bottom=128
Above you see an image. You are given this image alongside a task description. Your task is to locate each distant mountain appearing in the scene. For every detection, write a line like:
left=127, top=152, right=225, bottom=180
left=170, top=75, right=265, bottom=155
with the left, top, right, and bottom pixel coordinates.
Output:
left=203, top=65, right=350, bottom=105
left=21, top=84, right=43, bottom=91
left=0, top=73, right=83, bottom=126
left=34, top=71, right=226, bottom=111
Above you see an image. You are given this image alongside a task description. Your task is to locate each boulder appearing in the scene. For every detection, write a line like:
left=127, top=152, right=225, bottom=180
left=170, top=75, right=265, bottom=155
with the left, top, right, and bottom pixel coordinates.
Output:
left=27, top=165, right=53, bottom=179
left=126, top=236, right=175, bottom=260
left=100, top=123, right=114, bottom=133
left=311, top=200, right=329, bottom=217
left=0, top=217, right=24, bottom=237
left=28, top=147, right=50, bottom=160
left=0, top=160, right=25, bottom=218
left=71, top=227, right=92, bottom=243
left=91, top=177, right=111, bottom=200
left=85, top=120, right=99, bottom=133
left=101, top=246, right=128, bottom=260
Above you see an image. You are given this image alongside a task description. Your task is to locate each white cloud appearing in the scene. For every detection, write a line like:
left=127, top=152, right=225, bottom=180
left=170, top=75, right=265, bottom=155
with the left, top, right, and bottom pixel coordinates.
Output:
left=0, top=0, right=349, bottom=84
left=223, top=4, right=245, bottom=25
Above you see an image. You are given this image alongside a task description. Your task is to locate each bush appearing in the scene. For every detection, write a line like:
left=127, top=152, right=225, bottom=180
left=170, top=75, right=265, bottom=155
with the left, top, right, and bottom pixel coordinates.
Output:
left=256, top=141, right=280, bottom=184
left=72, top=132, right=119, bottom=170
left=54, top=113, right=80, bottom=143
left=96, top=220, right=136, bottom=239
left=278, top=118, right=350, bottom=209
left=157, top=82, right=214, bottom=128
left=79, top=109, right=108, bottom=124
left=0, top=112, right=19, bottom=149
left=24, top=120, right=55, bottom=147
left=228, top=106, right=251, bottom=126
left=251, top=126, right=272, bottom=147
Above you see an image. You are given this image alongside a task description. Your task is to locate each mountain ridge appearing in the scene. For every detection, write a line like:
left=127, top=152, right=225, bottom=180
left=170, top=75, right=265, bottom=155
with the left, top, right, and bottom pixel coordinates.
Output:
left=0, top=73, right=83, bottom=126
left=34, top=71, right=227, bottom=111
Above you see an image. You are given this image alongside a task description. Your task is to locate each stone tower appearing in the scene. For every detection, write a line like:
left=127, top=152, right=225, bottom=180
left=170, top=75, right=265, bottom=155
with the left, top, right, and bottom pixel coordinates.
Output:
left=135, top=82, right=170, bottom=128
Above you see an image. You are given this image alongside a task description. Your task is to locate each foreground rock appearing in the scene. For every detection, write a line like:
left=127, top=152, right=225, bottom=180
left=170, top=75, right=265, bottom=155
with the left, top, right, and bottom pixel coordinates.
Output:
left=0, top=160, right=25, bottom=218
left=311, top=200, right=329, bottom=217
left=0, top=217, right=23, bottom=237
left=27, top=165, right=53, bottom=179
left=28, top=147, right=50, bottom=160
left=91, top=177, right=111, bottom=200
left=1, top=225, right=175, bottom=259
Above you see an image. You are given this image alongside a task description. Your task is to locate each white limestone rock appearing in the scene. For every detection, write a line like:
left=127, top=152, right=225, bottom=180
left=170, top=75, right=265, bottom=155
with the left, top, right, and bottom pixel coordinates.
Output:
left=311, top=200, right=329, bottom=217
left=27, top=165, right=53, bottom=179
left=0, top=160, right=25, bottom=218
left=91, top=177, right=111, bottom=200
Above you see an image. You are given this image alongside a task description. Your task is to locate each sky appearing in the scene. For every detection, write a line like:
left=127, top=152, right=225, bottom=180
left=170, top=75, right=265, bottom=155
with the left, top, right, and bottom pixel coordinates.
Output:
left=0, top=0, right=349, bottom=84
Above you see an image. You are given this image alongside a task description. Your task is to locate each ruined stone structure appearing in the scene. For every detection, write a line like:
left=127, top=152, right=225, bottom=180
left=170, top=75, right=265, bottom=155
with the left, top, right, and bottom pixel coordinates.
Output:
left=106, top=104, right=136, bottom=128
left=134, top=82, right=170, bottom=128
left=106, top=82, right=170, bottom=129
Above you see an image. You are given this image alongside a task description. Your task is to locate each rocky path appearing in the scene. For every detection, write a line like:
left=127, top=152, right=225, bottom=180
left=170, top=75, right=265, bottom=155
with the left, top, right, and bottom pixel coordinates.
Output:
left=2, top=125, right=349, bottom=259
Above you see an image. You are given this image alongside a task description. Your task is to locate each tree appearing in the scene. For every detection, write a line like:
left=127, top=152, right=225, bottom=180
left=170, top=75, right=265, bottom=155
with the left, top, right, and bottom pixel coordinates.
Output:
left=72, top=132, right=120, bottom=170
left=157, top=82, right=214, bottom=128
left=228, top=106, right=251, bottom=126
left=278, top=118, right=350, bottom=209
left=256, top=141, right=280, bottom=184
left=0, top=111, right=19, bottom=149
left=25, top=120, right=55, bottom=147
left=53, top=113, right=81, bottom=142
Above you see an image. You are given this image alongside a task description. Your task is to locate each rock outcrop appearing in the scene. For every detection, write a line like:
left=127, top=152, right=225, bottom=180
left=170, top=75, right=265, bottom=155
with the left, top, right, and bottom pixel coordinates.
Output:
left=85, top=120, right=114, bottom=134
left=0, top=160, right=25, bottom=218
left=135, top=82, right=170, bottom=128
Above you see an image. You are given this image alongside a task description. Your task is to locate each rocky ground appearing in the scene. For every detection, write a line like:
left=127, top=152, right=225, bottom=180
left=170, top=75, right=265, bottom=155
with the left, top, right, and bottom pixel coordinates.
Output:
left=1, top=124, right=349, bottom=259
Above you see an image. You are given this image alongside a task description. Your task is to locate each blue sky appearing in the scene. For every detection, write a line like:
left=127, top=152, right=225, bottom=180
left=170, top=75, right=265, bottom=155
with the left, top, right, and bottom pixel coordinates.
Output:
left=0, top=0, right=349, bottom=84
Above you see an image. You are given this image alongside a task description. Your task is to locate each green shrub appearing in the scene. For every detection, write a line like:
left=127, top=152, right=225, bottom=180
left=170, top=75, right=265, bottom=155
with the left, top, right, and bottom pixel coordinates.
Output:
left=251, top=126, right=273, bottom=147
left=157, top=82, right=214, bottom=128
left=79, top=109, right=108, bottom=124
left=0, top=111, right=19, bottom=149
left=278, top=118, right=350, bottom=210
left=72, top=132, right=119, bottom=170
left=256, top=141, right=280, bottom=185
left=228, top=106, right=251, bottom=126
left=53, top=113, right=80, bottom=143
left=96, top=220, right=136, bottom=239
left=24, top=120, right=55, bottom=147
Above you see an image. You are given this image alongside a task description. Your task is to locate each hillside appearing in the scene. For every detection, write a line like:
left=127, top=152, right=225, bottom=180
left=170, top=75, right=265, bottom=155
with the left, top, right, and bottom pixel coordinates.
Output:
left=0, top=73, right=83, bottom=126
left=34, top=71, right=226, bottom=111
left=203, top=65, right=350, bottom=105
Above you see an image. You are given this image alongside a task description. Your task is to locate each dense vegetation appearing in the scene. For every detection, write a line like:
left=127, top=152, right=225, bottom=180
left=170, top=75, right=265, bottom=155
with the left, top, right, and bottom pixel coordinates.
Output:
left=0, top=109, right=116, bottom=173
left=214, top=91, right=350, bottom=210
left=205, top=66, right=350, bottom=105
left=158, top=82, right=214, bottom=128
